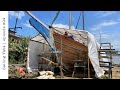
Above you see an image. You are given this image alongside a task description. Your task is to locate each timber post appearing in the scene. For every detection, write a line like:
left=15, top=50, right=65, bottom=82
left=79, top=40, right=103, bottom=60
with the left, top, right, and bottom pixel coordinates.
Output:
left=60, top=34, right=64, bottom=78
left=87, top=35, right=90, bottom=79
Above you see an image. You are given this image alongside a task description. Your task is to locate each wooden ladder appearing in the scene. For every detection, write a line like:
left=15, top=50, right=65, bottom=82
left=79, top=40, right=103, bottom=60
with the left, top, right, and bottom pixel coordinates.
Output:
left=98, top=43, right=115, bottom=79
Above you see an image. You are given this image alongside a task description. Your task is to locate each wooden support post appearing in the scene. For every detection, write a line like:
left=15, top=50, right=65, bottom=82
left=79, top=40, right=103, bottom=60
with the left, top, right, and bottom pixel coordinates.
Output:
left=60, top=65, right=64, bottom=78
left=87, top=36, right=90, bottom=79
left=109, top=43, right=112, bottom=79
left=60, top=34, right=64, bottom=78
left=88, top=58, right=90, bottom=79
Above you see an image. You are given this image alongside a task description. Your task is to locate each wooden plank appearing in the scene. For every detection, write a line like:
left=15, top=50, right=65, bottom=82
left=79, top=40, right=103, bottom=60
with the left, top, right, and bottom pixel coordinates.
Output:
left=99, top=61, right=111, bottom=63
left=100, top=43, right=111, bottom=44
left=98, top=49, right=115, bottom=52
left=99, top=56, right=110, bottom=58
left=101, top=46, right=113, bottom=47
left=99, top=49, right=115, bottom=50
left=41, top=57, right=59, bottom=66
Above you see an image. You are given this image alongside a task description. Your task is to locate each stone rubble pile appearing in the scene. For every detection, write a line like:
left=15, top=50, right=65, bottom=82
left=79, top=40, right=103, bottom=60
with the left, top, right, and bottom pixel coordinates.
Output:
left=37, top=71, right=55, bottom=79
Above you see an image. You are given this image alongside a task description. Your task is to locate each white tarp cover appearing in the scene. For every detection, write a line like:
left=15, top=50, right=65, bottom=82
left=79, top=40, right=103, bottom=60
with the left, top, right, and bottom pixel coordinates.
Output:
left=84, top=31, right=105, bottom=78
left=27, top=28, right=108, bottom=78
left=27, top=38, right=50, bottom=73
left=78, top=31, right=109, bottom=78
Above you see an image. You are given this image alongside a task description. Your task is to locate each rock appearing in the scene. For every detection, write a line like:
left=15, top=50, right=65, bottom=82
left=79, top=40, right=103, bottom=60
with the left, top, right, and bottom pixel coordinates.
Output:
left=42, top=76, right=49, bottom=79
left=48, top=75, right=53, bottom=78
left=37, top=71, right=55, bottom=79
left=46, top=71, right=54, bottom=75
left=49, top=76, right=55, bottom=79
left=39, top=71, right=46, bottom=76
left=37, top=75, right=46, bottom=79
left=45, top=72, right=48, bottom=76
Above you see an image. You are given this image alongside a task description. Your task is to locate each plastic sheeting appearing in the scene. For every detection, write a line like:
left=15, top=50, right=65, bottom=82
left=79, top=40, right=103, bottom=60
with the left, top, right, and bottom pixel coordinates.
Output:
left=27, top=40, right=50, bottom=73
left=84, top=31, right=105, bottom=78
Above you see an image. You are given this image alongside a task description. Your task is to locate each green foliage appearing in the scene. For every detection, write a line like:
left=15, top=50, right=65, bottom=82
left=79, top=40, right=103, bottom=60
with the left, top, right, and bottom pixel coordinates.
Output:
left=9, top=36, right=30, bottom=64
left=111, top=50, right=118, bottom=54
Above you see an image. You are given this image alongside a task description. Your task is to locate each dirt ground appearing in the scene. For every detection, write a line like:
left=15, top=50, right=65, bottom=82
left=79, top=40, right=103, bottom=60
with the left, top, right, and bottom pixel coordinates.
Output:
left=112, top=66, right=120, bottom=79
left=9, top=64, right=120, bottom=79
left=55, top=66, right=120, bottom=79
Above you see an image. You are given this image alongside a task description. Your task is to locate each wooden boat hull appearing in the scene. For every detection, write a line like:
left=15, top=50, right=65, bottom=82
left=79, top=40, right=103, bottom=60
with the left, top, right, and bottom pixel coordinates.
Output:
left=53, top=32, right=88, bottom=69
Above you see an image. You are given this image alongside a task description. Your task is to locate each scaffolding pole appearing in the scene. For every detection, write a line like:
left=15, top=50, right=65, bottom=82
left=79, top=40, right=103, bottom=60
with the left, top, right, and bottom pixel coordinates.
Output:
left=82, top=11, right=85, bottom=30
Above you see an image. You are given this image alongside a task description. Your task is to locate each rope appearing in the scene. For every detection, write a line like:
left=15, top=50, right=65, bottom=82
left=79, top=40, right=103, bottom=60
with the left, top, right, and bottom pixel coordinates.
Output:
left=75, top=12, right=81, bottom=29
left=51, top=11, right=60, bottom=26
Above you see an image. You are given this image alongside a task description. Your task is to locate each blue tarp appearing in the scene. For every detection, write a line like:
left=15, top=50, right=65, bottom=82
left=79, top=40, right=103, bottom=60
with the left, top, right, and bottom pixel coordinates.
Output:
left=29, top=18, right=50, bottom=40
left=29, top=18, right=54, bottom=50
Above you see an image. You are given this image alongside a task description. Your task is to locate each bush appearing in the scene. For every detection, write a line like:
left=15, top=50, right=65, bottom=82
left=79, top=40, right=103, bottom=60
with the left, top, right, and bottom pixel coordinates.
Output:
left=9, top=36, right=30, bottom=64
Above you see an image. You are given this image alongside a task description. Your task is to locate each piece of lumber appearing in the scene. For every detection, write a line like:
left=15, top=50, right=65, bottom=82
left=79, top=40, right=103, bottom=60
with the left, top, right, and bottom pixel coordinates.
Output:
left=41, top=57, right=59, bottom=66
left=99, top=56, right=110, bottom=58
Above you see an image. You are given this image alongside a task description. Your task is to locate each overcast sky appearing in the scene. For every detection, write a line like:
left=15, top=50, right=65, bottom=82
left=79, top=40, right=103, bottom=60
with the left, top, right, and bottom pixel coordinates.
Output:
left=9, top=11, right=120, bottom=51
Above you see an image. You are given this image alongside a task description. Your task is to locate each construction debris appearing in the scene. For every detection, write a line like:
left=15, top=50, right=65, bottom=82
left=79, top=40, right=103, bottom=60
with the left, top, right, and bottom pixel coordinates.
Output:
left=37, top=71, right=55, bottom=79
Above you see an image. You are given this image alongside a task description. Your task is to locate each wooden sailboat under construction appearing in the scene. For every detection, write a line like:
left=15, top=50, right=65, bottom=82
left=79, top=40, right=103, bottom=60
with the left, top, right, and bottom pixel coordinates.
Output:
left=51, top=27, right=88, bottom=70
